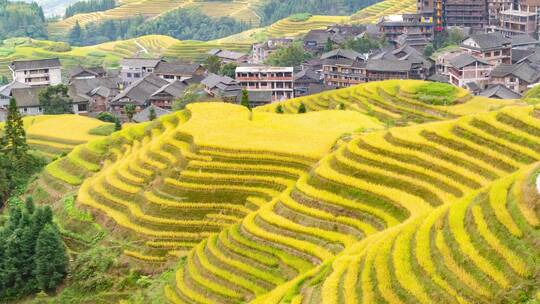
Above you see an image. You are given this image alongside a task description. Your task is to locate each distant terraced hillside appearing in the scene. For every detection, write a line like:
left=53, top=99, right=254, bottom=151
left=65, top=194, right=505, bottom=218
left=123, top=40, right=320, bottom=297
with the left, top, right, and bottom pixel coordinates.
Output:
left=352, top=0, right=416, bottom=24
left=48, top=0, right=266, bottom=38
left=0, top=36, right=179, bottom=77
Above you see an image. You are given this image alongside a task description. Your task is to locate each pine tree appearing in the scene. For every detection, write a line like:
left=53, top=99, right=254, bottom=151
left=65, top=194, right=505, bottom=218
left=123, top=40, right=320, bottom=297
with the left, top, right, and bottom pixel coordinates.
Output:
left=275, top=104, right=284, bottom=114
left=124, top=104, right=136, bottom=122
left=114, top=117, right=122, bottom=131
left=69, top=21, right=82, bottom=45
left=324, top=37, right=333, bottom=52
left=1, top=98, right=28, bottom=157
left=148, top=107, right=156, bottom=121
left=240, top=89, right=251, bottom=110
left=34, top=224, right=68, bottom=292
left=297, top=102, right=306, bottom=114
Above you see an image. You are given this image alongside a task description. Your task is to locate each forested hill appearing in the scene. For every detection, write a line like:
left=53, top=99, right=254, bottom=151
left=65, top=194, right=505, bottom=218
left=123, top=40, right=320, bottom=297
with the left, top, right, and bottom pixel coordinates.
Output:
left=258, top=0, right=380, bottom=25
left=0, top=0, right=48, bottom=40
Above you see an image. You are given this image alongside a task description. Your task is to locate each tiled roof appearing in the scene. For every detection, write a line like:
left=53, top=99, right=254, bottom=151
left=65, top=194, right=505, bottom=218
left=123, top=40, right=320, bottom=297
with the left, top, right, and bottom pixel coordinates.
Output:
left=10, top=58, right=61, bottom=71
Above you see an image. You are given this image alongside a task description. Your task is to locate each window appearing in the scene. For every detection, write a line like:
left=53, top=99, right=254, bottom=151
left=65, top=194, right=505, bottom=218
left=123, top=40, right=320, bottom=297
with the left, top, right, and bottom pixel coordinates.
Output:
left=78, top=104, right=88, bottom=112
left=134, top=73, right=141, bottom=78
left=127, top=73, right=132, bottom=77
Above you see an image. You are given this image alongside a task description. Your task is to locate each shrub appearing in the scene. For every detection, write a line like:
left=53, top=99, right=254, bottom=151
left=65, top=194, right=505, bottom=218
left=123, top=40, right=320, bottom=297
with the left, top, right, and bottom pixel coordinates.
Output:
left=89, top=124, right=115, bottom=136
left=415, top=83, right=458, bottom=106
left=96, top=112, right=116, bottom=122
left=288, top=13, right=312, bottom=22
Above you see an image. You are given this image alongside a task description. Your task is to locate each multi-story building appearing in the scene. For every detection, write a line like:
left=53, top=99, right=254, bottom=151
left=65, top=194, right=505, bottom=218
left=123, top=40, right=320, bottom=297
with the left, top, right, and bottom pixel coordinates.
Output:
left=9, top=58, right=62, bottom=87
left=460, top=32, right=512, bottom=65
left=119, top=58, right=163, bottom=85
left=235, top=66, right=294, bottom=101
left=488, top=0, right=513, bottom=26
left=496, top=6, right=539, bottom=36
left=251, top=38, right=293, bottom=64
left=448, top=53, right=493, bottom=88
left=418, top=0, right=488, bottom=30
left=378, top=14, right=434, bottom=44
left=321, top=49, right=367, bottom=88
left=444, top=0, right=488, bottom=29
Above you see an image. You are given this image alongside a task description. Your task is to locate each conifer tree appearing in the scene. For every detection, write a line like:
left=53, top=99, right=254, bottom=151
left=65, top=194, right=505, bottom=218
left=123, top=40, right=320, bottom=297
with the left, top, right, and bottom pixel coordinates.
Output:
left=1, top=98, right=28, bottom=157
left=240, top=89, right=251, bottom=110
left=297, top=102, right=306, bottom=114
left=34, top=224, right=68, bottom=292
left=148, top=107, right=156, bottom=121
left=114, top=117, right=122, bottom=131
left=124, top=104, right=136, bottom=122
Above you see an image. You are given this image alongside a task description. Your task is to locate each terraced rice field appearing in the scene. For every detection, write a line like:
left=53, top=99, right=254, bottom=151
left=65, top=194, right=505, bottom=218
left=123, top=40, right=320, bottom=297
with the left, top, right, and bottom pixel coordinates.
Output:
left=256, top=80, right=519, bottom=126
left=351, top=0, right=417, bottom=24
left=164, top=40, right=252, bottom=62
left=40, top=102, right=381, bottom=261
left=48, top=0, right=266, bottom=38
left=168, top=104, right=540, bottom=304
left=264, top=15, right=351, bottom=38
left=33, top=81, right=540, bottom=303
left=0, top=114, right=109, bottom=159
left=0, top=36, right=179, bottom=77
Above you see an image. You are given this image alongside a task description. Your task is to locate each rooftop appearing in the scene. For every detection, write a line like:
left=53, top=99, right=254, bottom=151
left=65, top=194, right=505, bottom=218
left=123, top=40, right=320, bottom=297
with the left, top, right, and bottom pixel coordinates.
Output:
left=236, top=66, right=294, bottom=73
left=10, top=58, right=61, bottom=71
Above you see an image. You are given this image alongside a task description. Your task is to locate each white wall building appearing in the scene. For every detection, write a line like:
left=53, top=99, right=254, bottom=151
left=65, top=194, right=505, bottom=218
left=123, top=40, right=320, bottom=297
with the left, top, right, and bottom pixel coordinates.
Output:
left=235, top=66, right=294, bottom=102
left=9, top=58, right=62, bottom=87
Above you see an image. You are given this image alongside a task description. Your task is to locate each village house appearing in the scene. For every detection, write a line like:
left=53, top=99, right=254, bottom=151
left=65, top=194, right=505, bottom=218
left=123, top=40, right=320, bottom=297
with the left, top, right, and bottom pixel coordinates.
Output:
left=132, top=105, right=171, bottom=123
left=201, top=73, right=242, bottom=102
left=109, top=74, right=185, bottom=118
left=460, top=33, right=512, bottom=66
left=251, top=38, right=294, bottom=64
left=489, top=62, right=540, bottom=94
left=0, top=81, right=30, bottom=108
left=480, top=84, right=522, bottom=98
left=9, top=58, right=62, bottom=87
left=207, top=49, right=249, bottom=64
left=321, top=49, right=367, bottom=88
left=369, top=44, right=433, bottom=79
left=448, top=53, right=493, bottom=88
left=294, top=69, right=325, bottom=97
left=378, top=14, right=434, bottom=48
left=69, top=65, right=107, bottom=81
left=235, top=66, right=294, bottom=102
left=365, top=59, right=414, bottom=81
left=154, top=61, right=206, bottom=82
left=435, top=48, right=466, bottom=76
left=119, top=58, right=164, bottom=85
left=10, top=86, right=90, bottom=116
left=69, top=76, right=123, bottom=113
left=510, top=34, right=540, bottom=50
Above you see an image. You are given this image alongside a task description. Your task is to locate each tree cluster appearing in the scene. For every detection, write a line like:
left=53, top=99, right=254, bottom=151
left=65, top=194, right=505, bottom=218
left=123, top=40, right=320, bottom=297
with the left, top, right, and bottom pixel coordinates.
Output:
left=0, top=197, right=68, bottom=300
left=341, top=36, right=382, bottom=54
left=68, top=8, right=250, bottom=46
left=39, top=84, right=74, bottom=115
left=0, top=0, right=47, bottom=40
left=203, top=55, right=238, bottom=77
left=65, top=0, right=116, bottom=18
left=258, top=0, right=379, bottom=25
left=0, top=99, right=45, bottom=206
left=266, top=43, right=311, bottom=67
